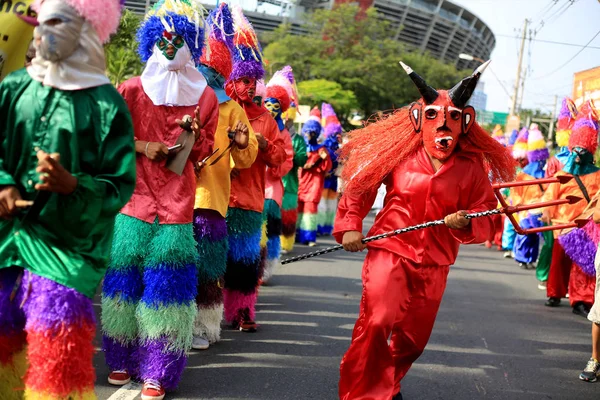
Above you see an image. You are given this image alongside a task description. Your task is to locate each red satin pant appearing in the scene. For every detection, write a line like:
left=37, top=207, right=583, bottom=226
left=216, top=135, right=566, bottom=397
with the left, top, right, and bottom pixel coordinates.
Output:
left=339, top=249, right=450, bottom=400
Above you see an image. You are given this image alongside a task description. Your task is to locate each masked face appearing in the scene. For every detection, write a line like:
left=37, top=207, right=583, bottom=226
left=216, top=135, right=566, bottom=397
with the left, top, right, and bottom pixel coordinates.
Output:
left=34, top=0, right=84, bottom=62
left=265, top=97, right=282, bottom=119
left=232, top=78, right=257, bottom=104
left=573, top=147, right=594, bottom=165
left=157, top=31, right=185, bottom=61
left=154, top=38, right=191, bottom=72
left=409, top=91, right=475, bottom=161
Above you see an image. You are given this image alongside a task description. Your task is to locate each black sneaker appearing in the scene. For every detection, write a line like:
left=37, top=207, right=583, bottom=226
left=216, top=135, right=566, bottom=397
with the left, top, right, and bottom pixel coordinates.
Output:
left=573, top=302, right=590, bottom=318
left=579, top=358, right=600, bottom=382
left=545, top=297, right=561, bottom=307
left=392, top=392, right=403, bottom=400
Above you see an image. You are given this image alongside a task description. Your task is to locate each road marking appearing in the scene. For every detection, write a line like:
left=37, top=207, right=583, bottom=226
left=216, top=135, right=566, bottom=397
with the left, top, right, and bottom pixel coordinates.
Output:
left=481, top=337, right=489, bottom=349
left=106, top=382, right=142, bottom=400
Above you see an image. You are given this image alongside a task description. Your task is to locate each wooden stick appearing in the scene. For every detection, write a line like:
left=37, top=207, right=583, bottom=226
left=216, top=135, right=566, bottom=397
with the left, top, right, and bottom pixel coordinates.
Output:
left=15, top=200, right=34, bottom=208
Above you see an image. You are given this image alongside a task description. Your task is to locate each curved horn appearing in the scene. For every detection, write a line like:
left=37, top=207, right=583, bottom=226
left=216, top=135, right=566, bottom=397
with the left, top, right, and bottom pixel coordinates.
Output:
left=399, top=61, right=439, bottom=105
left=448, top=60, right=491, bottom=108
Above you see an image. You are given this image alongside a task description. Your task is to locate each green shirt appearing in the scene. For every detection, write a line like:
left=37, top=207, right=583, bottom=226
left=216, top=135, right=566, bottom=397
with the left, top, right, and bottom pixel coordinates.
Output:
left=0, top=69, right=136, bottom=298
left=282, top=131, right=308, bottom=195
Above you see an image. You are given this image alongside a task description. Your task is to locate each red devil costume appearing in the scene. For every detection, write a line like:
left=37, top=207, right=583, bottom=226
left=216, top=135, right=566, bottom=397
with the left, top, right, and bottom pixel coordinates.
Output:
left=333, top=61, right=515, bottom=400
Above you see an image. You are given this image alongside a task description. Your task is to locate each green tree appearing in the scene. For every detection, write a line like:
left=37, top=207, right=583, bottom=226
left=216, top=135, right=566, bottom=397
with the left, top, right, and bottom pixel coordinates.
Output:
left=263, top=5, right=468, bottom=118
left=105, top=10, right=144, bottom=87
left=297, top=79, right=358, bottom=124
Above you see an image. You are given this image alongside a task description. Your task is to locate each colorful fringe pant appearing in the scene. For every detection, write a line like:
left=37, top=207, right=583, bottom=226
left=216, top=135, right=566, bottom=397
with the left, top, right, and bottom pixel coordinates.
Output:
left=102, top=214, right=198, bottom=390
left=514, top=214, right=543, bottom=264
left=193, top=209, right=228, bottom=343
left=281, top=191, right=299, bottom=252
left=317, top=188, right=338, bottom=236
left=261, top=199, right=283, bottom=284
left=339, top=250, right=449, bottom=399
left=0, top=267, right=96, bottom=400
left=224, top=208, right=263, bottom=324
left=297, top=201, right=319, bottom=244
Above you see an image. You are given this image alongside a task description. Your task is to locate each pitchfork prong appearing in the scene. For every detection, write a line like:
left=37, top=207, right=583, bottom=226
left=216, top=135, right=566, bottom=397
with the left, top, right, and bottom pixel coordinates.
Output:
left=575, top=218, right=592, bottom=228
left=566, top=195, right=583, bottom=205
left=557, top=175, right=574, bottom=184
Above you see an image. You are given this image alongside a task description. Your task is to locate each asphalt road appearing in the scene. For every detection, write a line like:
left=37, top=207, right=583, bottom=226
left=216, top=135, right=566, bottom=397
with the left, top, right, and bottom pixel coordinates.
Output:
left=93, top=215, right=598, bottom=400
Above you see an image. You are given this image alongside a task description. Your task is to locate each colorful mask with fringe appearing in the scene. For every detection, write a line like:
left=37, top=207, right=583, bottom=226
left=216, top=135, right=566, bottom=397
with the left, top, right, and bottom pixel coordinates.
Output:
left=156, top=31, right=185, bottom=60
left=401, top=61, right=489, bottom=161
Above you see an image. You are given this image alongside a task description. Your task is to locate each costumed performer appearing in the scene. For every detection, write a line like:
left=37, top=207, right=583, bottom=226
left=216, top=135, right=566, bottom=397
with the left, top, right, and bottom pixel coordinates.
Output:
left=298, top=106, right=333, bottom=246
left=543, top=100, right=600, bottom=318
left=511, top=124, right=549, bottom=269
left=501, top=128, right=526, bottom=258
left=260, top=66, right=296, bottom=284
left=101, top=1, right=220, bottom=398
left=537, top=98, right=578, bottom=289
left=191, top=2, right=258, bottom=346
left=334, top=61, right=515, bottom=400
left=317, top=102, right=343, bottom=237
left=223, top=6, right=286, bottom=329
left=281, top=102, right=309, bottom=253
left=0, top=0, right=136, bottom=398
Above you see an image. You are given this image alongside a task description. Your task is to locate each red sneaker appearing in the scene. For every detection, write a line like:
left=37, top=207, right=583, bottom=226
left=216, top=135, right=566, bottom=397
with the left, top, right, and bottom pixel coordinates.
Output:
left=239, top=320, right=258, bottom=333
left=108, top=370, right=131, bottom=386
left=142, top=379, right=165, bottom=400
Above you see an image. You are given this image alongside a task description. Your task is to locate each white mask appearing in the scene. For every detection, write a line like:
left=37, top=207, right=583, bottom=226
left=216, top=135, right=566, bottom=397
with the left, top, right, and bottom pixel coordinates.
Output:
left=34, top=0, right=84, bottom=62
left=155, top=42, right=193, bottom=72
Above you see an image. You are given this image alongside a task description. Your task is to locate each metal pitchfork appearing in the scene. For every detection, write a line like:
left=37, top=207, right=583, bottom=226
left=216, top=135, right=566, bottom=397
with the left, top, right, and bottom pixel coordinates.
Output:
left=281, top=175, right=586, bottom=265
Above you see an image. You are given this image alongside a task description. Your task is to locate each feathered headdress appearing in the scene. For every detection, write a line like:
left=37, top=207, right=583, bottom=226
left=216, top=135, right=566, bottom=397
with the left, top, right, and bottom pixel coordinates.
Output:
left=266, top=65, right=296, bottom=113
left=229, top=5, right=264, bottom=81
left=32, top=0, right=124, bottom=43
left=512, top=127, right=529, bottom=160
left=322, top=103, right=343, bottom=138
left=527, top=123, right=549, bottom=162
left=569, top=100, right=599, bottom=154
left=137, top=0, right=207, bottom=64
left=199, top=2, right=234, bottom=79
left=556, top=97, right=578, bottom=148
left=302, top=106, right=323, bottom=137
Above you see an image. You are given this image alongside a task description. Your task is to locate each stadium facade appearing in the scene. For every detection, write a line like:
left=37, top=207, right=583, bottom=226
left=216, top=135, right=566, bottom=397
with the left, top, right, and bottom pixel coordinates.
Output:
left=124, top=0, right=494, bottom=70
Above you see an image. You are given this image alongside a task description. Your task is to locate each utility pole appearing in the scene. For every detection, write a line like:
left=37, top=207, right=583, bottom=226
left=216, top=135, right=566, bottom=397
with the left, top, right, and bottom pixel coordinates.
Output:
left=510, top=19, right=528, bottom=117
left=548, top=95, right=558, bottom=141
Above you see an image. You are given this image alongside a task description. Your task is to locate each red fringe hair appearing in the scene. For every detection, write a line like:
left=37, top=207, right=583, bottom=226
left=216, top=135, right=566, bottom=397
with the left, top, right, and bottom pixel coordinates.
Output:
left=341, top=107, right=516, bottom=196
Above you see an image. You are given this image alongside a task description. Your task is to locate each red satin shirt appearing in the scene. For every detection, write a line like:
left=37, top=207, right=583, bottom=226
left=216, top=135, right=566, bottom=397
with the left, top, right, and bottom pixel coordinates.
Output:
left=298, top=148, right=333, bottom=204
left=119, top=77, right=218, bottom=224
left=334, top=147, right=497, bottom=266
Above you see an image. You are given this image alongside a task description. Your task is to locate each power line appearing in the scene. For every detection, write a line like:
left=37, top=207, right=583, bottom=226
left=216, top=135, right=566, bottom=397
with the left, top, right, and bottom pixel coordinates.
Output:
left=531, top=28, right=600, bottom=80
left=494, top=34, right=600, bottom=50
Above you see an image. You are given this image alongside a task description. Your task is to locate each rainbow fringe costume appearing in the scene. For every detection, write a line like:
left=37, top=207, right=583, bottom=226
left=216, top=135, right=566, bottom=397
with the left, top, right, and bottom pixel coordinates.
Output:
left=102, top=214, right=198, bottom=390
left=224, top=208, right=263, bottom=325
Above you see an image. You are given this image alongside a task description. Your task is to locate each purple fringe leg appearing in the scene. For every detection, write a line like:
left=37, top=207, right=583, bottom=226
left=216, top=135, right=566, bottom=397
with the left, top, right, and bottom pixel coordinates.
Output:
left=559, top=227, right=598, bottom=277
left=102, top=336, right=140, bottom=379
left=139, top=338, right=187, bottom=391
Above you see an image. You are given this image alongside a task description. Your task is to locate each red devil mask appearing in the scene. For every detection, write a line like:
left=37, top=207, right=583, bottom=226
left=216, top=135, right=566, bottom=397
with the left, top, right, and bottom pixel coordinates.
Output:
left=402, top=61, right=488, bottom=161
left=227, top=77, right=257, bottom=105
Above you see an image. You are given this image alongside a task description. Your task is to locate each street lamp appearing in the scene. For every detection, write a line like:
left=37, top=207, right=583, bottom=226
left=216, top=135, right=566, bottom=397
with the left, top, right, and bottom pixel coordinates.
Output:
left=458, top=53, right=485, bottom=63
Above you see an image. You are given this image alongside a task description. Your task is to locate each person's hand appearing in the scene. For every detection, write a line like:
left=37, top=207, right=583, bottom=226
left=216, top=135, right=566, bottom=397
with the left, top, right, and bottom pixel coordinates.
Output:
left=230, top=121, right=249, bottom=150
left=231, top=168, right=241, bottom=179
left=319, top=149, right=328, bottom=160
left=194, top=161, right=206, bottom=179
left=35, top=151, right=78, bottom=195
left=181, top=107, right=204, bottom=142
left=145, top=142, right=169, bottom=162
left=303, top=163, right=314, bottom=169
left=342, top=231, right=367, bottom=252
left=0, top=186, right=22, bottom=220
left=255, top=133, right=268, bottom=150
left=444, top=210, right=470, bottom=229
left=540, top=212, right=551, bottom=225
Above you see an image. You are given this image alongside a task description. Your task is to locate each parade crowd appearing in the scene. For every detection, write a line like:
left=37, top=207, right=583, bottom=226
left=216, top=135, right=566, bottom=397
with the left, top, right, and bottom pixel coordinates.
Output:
left=1, top=0, right=600, bottom=399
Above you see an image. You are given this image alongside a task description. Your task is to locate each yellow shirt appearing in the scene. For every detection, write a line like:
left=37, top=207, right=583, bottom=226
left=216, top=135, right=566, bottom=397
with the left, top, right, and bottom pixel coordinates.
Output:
left=194, top=100, right=258, bottom=217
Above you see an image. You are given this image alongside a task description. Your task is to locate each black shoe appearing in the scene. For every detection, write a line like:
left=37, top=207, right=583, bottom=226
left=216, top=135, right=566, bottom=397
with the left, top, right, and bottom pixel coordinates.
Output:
left=580, top=358, right=600, bottom=382
left=518, top=262, right=528, bottom=270
left=573, top=302, right=590, bottom=318
left=545, top=297, right=561, bottom=307
left=392, top=393, right=403, bottom=400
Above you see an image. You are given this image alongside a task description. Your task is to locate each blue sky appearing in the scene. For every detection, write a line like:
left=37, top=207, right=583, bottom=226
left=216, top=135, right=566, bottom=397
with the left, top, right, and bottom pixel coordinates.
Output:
left=452, top=0, right=600, bottom=114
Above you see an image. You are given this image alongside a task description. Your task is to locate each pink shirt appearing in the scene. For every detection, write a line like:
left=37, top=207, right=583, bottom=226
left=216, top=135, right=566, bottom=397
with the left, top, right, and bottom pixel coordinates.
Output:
left=119, top=77, right=219, bottom=224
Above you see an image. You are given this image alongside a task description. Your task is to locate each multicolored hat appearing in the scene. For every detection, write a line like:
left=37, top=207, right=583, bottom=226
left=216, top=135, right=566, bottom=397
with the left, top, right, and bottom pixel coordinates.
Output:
left=302, top=106, right=323, bottom=136
left=556, top=97, right=578, bottom=148
left=512, top=127, right=528, bottom=160
left=266, top=66, right=295, bottom=113
left=33, top=0, right=124, bottom=43
left=199, top=2, right=234, bottom=78
left=138, top=0, right=207, bottom=65
left=322, top=103, right=343, bottom=138
left=569, top=100, right=599, bottom=153
left=491, top=124, right=505, bottom=146
left=229, top=5, right=264, bottom=81
left=527, top=123, right=549, bottom=162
